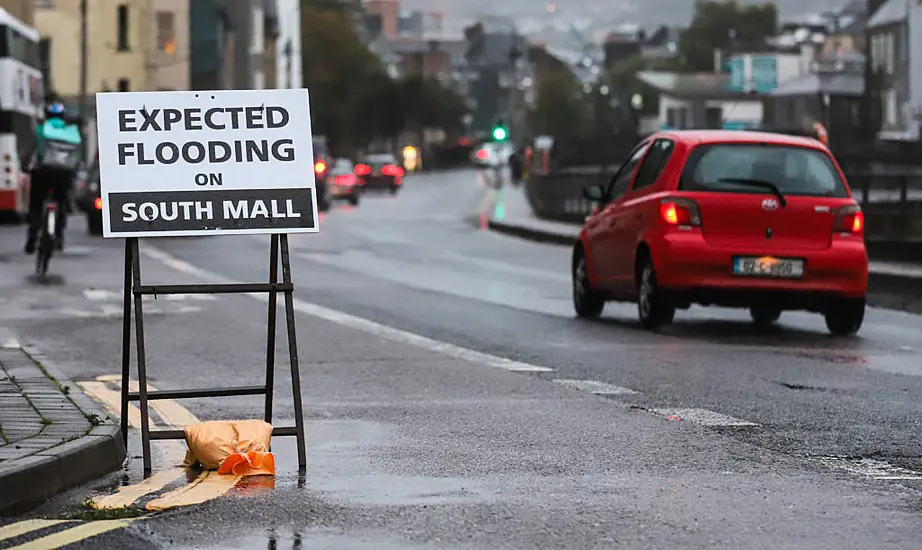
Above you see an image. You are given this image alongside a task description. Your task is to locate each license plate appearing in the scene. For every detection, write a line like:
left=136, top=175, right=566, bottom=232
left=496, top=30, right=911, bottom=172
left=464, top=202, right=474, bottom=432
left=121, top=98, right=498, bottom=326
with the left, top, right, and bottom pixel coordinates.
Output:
left=732, top=256, right=804, bottom=278
left=330, top=186, right=348, bottom=196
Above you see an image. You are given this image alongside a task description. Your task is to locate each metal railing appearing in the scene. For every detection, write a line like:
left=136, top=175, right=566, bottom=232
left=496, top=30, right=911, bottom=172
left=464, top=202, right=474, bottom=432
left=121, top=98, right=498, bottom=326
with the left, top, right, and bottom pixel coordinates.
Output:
left=524, top=170, right=922, bottom=241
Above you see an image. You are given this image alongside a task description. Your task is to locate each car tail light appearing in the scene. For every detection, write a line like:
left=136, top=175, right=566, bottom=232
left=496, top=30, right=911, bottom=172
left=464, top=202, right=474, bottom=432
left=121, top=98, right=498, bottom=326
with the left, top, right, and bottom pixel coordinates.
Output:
left=833, top=204, right=863, bottom=234
left=314, top=161, right=326, bottom=174
left=382, top=164, right=402, bottom=176
left=355, top=164, right=371, bottom=176
left=660, top=198, right=701, bottom=227
left=335, top=174, right=356, bottom=186
left=476, top=149, right=488, bottom=160
left=94, top=197, right=103, bottom=210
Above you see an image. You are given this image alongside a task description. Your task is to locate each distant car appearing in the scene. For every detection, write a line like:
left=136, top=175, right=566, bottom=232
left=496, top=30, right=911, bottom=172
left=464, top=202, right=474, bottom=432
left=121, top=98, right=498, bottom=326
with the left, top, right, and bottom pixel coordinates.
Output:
left=313, top=138, right=332, bottom=211
left=354, top=153, right=404, bottom=194
left=74, top=156, right=103, bottom=235
left=328, top=158, right=360, bottom=206
left=472, top=142, right=512, bottom=167
left=572, top=130, right=868, bottom=336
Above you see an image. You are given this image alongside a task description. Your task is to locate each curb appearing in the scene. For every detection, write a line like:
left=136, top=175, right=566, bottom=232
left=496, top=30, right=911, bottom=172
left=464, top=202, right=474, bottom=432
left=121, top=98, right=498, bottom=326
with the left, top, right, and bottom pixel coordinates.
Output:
left=0, top=338, right=126, bottom=516
left=487, top=220, right=922, bottom=316
left=487, top=219, right=577, bottom=247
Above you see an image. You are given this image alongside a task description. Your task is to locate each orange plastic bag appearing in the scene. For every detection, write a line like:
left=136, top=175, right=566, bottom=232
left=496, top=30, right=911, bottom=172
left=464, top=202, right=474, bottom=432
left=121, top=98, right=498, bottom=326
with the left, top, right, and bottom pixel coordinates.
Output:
left=183, top=419, right=274, bottom=475
left=217, top=450, right=276, bottom=476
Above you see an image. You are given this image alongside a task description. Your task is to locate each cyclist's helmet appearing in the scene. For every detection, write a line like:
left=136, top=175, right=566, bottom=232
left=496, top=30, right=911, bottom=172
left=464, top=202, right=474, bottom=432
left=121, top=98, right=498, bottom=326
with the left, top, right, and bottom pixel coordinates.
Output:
left=46, top=102, right=66, bottom=118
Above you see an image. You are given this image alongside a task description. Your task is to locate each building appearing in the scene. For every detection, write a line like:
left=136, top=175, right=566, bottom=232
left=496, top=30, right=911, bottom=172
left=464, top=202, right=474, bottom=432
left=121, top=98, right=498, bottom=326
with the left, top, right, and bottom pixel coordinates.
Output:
left=189, top=0, right=233, bottom=90
left=462, top=17, right=527, bottom=136
left=223, top=0, right=279, bottom=89
left=910, top=0, right=922, bottom=136
left=149, top=0, right=190, bottom=91
left=275, top=0, right=301, bottom=88
left=189, top=0, right=279, bottom=91
left=764, top=51, right=865, bottom=136
left=636, top=71, right=763, bottom=130
left=0, top=0, right=32, bottom=25
left=867, top=0, right=913, bottom=140
left=35, top=0, right=153, bottom=99
left=603, top=24, right=644, bottom=69
left=726, top=51, right=809, bottom=94
left=641, top=26, right=682, bottom=61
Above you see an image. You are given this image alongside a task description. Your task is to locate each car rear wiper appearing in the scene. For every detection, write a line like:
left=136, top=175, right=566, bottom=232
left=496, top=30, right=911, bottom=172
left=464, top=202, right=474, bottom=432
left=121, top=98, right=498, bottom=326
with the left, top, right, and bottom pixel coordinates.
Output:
left=717, top=178, right=787, bottom=207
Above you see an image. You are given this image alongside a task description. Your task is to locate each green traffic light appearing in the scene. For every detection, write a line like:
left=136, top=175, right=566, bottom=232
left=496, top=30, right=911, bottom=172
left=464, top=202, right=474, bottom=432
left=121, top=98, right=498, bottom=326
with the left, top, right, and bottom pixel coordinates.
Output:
left=492, top=127, right=507, bottom=140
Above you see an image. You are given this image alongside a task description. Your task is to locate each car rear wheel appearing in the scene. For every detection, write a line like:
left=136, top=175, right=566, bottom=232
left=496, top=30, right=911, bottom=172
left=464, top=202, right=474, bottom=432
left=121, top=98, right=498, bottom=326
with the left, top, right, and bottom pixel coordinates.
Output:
left=824, top=298, right=865, bottom=336
left=637, top=257, right=675, bottom=329
left=572, top=249, right=604, bottom=319
left=750, top=306, right=782, bottom=327
left=389, top=185, right=399, bottom=195
left=348, top=194, right=359, bottom=207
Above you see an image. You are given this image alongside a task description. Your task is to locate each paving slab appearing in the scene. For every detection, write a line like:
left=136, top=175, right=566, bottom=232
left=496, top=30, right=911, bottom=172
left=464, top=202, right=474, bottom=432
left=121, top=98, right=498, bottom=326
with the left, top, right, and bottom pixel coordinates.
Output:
left=0, top=330, right=126, bottom=516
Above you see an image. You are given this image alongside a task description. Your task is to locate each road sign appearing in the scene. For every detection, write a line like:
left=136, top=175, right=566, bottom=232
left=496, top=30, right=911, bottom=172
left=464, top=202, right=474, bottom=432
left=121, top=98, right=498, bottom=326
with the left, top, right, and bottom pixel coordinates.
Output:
left=94, top=89, right=318, bottom=238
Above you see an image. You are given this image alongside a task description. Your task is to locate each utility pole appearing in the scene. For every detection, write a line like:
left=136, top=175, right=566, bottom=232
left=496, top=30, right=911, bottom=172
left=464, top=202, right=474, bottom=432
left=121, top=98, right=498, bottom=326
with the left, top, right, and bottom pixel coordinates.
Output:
left=78, top=0, right=88, bottom=161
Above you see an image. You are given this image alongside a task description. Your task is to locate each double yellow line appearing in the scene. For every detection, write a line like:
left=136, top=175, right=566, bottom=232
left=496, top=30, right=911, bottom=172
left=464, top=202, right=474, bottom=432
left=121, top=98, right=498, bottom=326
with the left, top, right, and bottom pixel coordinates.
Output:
left=0, top=375, right=244, bottom=548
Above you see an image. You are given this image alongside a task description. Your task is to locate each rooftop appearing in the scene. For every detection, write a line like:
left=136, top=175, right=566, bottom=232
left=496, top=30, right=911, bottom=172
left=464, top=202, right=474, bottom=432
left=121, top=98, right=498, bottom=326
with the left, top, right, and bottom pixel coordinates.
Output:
left=636, top=71, right=756, bottom=101
left=868, top=0, right=907, bottom=29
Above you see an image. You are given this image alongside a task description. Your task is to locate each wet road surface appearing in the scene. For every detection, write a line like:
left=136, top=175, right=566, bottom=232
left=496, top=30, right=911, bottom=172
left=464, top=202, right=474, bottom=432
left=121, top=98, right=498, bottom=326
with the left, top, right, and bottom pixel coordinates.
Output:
left=2, top=168, right=922, bottom=549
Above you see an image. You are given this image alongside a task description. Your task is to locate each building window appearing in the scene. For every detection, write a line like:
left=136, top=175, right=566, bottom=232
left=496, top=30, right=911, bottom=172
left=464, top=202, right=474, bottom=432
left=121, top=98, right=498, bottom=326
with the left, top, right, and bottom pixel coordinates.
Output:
left=117, top=5, right=130, bottom=51
left=118, top=78, right=130, bottom=92
left=157, top=11, right=176, bottom=54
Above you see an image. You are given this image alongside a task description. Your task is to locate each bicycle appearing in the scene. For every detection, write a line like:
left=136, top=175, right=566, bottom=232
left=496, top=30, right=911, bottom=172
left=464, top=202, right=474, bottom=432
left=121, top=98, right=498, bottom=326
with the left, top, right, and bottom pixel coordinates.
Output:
left=35, top=190, right=60, bottom=277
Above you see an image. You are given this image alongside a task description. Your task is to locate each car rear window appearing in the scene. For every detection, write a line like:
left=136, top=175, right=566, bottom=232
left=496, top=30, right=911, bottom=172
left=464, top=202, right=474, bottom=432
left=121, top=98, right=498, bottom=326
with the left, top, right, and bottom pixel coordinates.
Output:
left=680, top=143, right=848, bottom=198
left=333, top=158, right=353, bottom=173
left=363, top=155, right=397, bottom=169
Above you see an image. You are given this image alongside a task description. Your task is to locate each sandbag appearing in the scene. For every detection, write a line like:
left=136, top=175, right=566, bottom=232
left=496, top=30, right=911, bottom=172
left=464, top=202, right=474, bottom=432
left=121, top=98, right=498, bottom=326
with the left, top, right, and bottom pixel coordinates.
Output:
left=183, top=419, right=274, bottom=473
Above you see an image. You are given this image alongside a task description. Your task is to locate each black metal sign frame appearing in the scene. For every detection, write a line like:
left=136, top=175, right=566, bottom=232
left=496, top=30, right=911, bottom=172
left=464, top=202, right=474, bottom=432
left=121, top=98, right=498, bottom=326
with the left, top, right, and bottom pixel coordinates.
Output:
left=119, top=234, right=307, bottom=474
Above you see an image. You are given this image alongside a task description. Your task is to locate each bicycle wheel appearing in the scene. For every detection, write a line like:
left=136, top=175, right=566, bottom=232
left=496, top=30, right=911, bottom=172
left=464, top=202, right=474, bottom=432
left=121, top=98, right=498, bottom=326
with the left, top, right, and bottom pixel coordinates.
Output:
left=35, top=210, right=54, bottom=276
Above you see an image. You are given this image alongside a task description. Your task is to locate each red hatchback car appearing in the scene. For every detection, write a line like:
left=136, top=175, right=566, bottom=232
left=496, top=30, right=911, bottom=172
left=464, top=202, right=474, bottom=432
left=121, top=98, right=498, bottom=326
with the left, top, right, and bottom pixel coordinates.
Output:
left=572, top=130, right=868, bottom=336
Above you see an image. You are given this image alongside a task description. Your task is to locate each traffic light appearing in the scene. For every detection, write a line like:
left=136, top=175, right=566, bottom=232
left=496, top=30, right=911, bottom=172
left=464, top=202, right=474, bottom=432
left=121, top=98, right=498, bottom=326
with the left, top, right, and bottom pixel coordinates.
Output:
left=492, top=120, right=508, bottom=141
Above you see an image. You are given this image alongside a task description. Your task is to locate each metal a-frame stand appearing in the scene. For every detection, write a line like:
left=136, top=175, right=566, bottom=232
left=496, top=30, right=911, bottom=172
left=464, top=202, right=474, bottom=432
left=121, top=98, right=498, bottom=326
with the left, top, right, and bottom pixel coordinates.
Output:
left=119, top=234, right=307, bottom=474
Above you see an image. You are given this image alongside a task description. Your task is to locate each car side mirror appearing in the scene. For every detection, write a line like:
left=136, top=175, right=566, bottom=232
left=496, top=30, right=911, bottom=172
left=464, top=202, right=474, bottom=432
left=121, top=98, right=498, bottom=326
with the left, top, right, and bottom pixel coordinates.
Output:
left=583, top=185, right=604, bottom=202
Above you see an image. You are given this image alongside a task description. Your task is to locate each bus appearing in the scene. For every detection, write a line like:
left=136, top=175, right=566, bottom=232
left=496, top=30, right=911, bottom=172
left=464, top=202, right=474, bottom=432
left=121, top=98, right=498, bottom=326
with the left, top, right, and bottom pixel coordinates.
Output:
left=0, top=8, right=43, bottom=221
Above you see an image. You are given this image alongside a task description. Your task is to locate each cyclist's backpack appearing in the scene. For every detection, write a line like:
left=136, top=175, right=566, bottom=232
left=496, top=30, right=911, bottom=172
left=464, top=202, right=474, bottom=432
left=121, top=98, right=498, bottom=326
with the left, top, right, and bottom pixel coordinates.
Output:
left=37, top=118, right=82, bottom=171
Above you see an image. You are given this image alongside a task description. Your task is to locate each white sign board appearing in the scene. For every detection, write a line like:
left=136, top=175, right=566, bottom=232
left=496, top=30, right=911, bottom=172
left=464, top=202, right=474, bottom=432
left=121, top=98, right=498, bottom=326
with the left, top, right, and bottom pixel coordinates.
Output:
left=95, top=89, right=318, bottom=238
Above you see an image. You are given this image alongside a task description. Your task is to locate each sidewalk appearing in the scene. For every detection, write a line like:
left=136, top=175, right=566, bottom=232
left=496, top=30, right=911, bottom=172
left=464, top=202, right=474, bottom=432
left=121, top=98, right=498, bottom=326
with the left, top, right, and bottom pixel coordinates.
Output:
left=486, top=186, right=922, bottom=312
left=0, top=328, right=125, bottom=515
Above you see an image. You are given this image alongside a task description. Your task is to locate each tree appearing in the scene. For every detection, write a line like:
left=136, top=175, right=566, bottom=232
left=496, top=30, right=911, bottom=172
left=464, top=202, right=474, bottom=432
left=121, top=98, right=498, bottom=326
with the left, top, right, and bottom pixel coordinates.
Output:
left=527, top=69, right=589, bottom=142
left=398, top=76, right=468, bottom=136
left=676, top=0, right=778, bottom=72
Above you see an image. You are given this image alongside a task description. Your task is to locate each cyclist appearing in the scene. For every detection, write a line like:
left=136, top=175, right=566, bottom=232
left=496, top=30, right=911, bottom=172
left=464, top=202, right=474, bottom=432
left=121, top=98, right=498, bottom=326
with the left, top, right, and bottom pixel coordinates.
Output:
left=24, top=102, right=83, bottom=254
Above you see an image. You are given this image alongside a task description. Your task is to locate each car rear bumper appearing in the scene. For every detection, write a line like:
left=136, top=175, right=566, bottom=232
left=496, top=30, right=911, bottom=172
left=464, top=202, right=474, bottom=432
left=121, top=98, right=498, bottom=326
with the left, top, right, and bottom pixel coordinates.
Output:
left=361, top=175, right=398, bottom=189
left=651, top=231, right=868, bottom=301
left=330, top=185, right=358, bottom=198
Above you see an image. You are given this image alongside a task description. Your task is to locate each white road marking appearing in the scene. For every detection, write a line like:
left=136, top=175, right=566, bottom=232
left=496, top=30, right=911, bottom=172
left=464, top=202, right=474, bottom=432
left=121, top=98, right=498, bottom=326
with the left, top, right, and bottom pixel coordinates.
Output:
left=651, top=408, right=759, bottom=427
left=809, top=456, right=922, bottom=480
left=553, top=379, right=638, bottom=395
left=83, top=289, right=216, bottom=301
left=141, top=245, right=553, bottom=373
